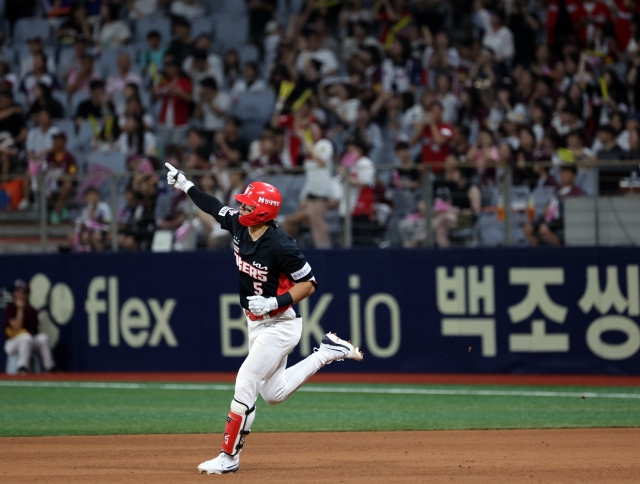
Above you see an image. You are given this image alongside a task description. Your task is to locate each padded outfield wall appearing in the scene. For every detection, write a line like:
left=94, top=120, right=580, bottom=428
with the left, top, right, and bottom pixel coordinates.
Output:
left=1, top=248, right=640, bottom=374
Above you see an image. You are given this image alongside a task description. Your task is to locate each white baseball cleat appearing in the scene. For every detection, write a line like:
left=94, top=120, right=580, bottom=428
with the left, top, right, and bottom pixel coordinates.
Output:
left=197, top=452, right=239, bottom=474
left=317, top=332, right=364, bottom=362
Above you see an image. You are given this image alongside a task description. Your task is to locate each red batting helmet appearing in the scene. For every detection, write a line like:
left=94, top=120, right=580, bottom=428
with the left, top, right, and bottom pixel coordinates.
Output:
left=234, top=182, right=282, bottom=227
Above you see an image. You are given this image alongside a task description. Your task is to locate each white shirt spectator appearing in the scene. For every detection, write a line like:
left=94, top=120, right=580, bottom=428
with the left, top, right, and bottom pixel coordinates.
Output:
left=116, top=131, right=158, bottom=157
left=26, top=126, right=57, bottom=160
left=201, top=91, right=231, bottom=131
left=98, top=22, right=132, bottom=49
left=128, top=0, right=159, bottom=18
left=476, top=9, right=515, bottom=62
left=78, top=201, right=112, bottom=226
left=264, top=33, right=281, bottom=72
left=303, top=139, right=334, bottom=198
left=421, top=46, right=460, bottom=71
left=381, top=59, right=410, bottom=93
left=296, top=49, right=339, bottom=77
left=170, top=0, right=206, bottom=20
left=20, top=56, right=56, bottom=79
left=230, top=78, right=267, bottom=98
left=340, top=156, right=375, bottom=216
left=439, top=92, right=460, bottom=125
left=106, top=72, right=143, bottom=98
left=183, top=54, right=224, bottom=99
left=328, top=97, right=360, bottom=124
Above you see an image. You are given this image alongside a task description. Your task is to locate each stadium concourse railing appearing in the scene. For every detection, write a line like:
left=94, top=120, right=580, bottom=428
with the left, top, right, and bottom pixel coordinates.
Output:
left=1, top=159, right=640, bottom=252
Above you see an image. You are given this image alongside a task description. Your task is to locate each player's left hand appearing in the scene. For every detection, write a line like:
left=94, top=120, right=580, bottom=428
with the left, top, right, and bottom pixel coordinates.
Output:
left=247, top=296, right=278, bottom=316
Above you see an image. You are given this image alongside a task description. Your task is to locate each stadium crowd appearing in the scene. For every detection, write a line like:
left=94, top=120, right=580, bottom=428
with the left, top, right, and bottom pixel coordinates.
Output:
left=0, top=0, right=639, bottom=251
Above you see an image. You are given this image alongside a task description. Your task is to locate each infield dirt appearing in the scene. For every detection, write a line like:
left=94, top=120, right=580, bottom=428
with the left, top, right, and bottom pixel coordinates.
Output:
left=1, top=429, right=638, bottom=483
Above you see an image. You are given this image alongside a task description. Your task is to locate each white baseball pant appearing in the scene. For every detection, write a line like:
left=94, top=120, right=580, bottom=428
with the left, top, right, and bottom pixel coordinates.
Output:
left=4, top=333, right=55, bottom=371
left=233, top=308, right=333, bottom=408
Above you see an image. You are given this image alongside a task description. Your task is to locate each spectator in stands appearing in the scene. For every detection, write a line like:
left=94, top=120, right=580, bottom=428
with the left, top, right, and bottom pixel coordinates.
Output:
left=230, top=62, right=267, bottom=99
left=0, top=90, right=27, bottom=185
left=27, top=83, right=65, bottom=121
left=249, top=129, right=282, bottom=174
left=44, top=131, right=76, bottom=224
left=20, top=37, right=56, bottom=79
left=410, top=100, right=454, bottom=173
left=168, top=17, right=196, bottom=66
left=59, top=35, right=92, bottom=85
left=96, top=2, right=132, bottom=49
left=117, top=186, right=144, bottom=251
left=57, top=4, right=93, bottom=45
left=4, top=279, right=56, bottom=374
left=194, top=77, right=231, bottom=135
left=65, top=54, right=100, bottom=96
left=20, top=53, right=58, bottom=104
left=342, top=19, right=381, bottom=62
left=153, top=59, right=192, bottom=156
left=594, top=124, right=628, bottom=194
left=283, top=123, right=334, bottom=248
left=118, top=88, right=154, bottom=130
left=324, top=78, right=360, bottom=125
left=170, top=0, right=206, bottom=20
left=248, top=0, right=277, bottom=53
left=183, top=47, right=224, bottom=100
left=74, top=187, right=111, bottom=252
left=431, top=157, right=480, bottom=248
left=24, top=109, right=57, bottom=206
left=339, top=138, right=376, bottom=246
left=381, top=37, right=411, bottom=94
left=116, top=115, right=157, bottom=157
left=475, top=6, right=514, bottom=64
left=296, top=31, right=339, bottom=80
left=140, top=30, right=165, bottom=79
left=126, top=0, right=159, bottom=18
left=0, top=62, right=19, bottom=95
left=522, top=164, right=585, bottom=247
left=564, top=130, right=597, bottom=194
left=106, top=53, right=143, bottom=99
left=214, top=116, right=248, bottom=163
left=223, top=49, right=241, bottom=88
left=75, top=79, right=116, bottom=128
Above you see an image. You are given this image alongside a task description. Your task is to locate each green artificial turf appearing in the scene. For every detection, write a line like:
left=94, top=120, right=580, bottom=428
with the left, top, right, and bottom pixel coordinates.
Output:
left=0, top=381, right=639, bottom=437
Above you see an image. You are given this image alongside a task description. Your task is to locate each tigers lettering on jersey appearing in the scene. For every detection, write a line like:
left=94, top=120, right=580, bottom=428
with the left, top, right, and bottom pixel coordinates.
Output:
left=235, top=252, right=268, bottom=282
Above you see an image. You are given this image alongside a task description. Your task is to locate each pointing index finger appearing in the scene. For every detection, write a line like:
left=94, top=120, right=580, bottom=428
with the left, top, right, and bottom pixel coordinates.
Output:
left=164, top=162, right=177, bottom=173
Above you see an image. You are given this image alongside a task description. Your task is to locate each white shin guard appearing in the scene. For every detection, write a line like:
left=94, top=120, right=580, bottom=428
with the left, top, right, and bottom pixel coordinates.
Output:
left=221, top=398, right=256, bottom=456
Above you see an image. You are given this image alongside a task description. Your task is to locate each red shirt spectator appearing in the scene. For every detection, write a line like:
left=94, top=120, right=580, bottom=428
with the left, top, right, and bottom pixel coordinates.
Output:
left=613, top=0, right=637, bottom=51
left=411, top=102, right=454, bottom=173
left=155, top=62, right=193, bottom=128
left=276, top=113, right=303, bottom=167
left=569, top=1, right=612, bottom=47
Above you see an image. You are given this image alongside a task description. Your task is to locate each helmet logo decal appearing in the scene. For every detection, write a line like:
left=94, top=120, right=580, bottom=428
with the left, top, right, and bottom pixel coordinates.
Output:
left=257, top=197, right=281, bottom=206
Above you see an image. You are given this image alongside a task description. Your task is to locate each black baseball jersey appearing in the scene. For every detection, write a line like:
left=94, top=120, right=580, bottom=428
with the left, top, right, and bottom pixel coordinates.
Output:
left=187, top=186, right=316, bottom=311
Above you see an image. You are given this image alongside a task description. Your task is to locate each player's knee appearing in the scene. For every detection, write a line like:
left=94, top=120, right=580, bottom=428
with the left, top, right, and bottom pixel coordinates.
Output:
left=262, top=390, right=286, bottom=406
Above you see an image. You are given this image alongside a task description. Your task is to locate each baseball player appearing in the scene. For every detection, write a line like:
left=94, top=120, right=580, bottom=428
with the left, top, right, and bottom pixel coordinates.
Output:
left=165, top=163, right=364, bottom=475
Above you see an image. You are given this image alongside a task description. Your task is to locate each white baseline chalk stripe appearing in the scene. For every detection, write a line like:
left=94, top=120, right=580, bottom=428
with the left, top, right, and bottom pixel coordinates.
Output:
left=1, top=381, right=640, bottom=399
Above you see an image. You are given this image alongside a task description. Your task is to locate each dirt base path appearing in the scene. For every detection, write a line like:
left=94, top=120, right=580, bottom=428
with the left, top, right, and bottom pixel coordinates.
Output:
left=1, top=429, right=638, bottom=483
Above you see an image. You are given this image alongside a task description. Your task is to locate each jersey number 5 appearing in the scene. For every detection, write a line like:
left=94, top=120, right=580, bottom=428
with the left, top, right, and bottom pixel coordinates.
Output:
left=253, top=282, right=263, bottom=295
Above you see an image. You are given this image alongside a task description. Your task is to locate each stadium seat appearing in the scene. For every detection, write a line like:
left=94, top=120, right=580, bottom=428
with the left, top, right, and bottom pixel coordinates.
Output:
left=135, top=17, right=172, bottom=45
left=72, top=121, right=95, bottom=152
left=13, top=17, right=50, bottom=44
left=52, top=119, right=75, bottom=139
left=52, top=90, right=70, bottom=117
left=70, top=91, right=90, bottom=117
left=232, top=89, right=275, bottom=124
left=239, top=45, right=259, bottom=65
left=219, top=0, right=248, bottom=16
left=87, top=152, right=127, bottom=173
left=213, top=14, right=249, bottom=52
left=57, top=46, right=76, bottom=79
left=191, top=16, right=215, bottom=39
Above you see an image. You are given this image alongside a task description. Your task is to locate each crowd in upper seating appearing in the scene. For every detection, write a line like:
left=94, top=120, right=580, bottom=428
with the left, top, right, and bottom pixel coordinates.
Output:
left=0, top=0, right=639, bottom=251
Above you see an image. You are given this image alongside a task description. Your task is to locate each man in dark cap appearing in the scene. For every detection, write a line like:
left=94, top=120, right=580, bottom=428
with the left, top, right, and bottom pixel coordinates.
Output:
left=4, top=280, right=56, bottom=374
